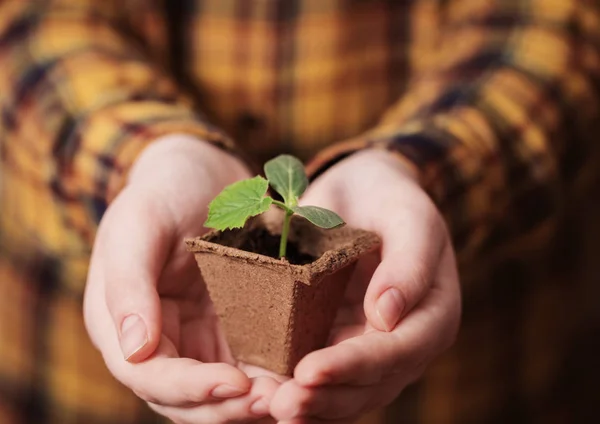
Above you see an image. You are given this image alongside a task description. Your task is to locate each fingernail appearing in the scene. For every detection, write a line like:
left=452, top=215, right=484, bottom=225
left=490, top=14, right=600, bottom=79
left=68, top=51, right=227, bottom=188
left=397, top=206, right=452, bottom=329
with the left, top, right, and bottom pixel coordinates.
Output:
left=211, top=384, right=247, bottom=399
left=120, top=314, right=148, bottom=361
left=376, top=288, right=404, bottom=331
left=250, top=399, right=269, bottom=416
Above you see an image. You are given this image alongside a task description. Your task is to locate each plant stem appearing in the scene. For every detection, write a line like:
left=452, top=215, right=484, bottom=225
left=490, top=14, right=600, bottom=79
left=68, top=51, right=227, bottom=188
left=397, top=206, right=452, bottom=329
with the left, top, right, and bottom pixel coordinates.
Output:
left=272, top=199, right=291, bottom=211
left=279, top=210, right=293, bottom=258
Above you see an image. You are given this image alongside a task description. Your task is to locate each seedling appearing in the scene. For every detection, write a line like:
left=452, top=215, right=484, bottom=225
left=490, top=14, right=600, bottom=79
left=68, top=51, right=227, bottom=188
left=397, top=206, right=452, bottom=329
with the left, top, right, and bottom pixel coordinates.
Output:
left=204, top=154, right=344, bottom=258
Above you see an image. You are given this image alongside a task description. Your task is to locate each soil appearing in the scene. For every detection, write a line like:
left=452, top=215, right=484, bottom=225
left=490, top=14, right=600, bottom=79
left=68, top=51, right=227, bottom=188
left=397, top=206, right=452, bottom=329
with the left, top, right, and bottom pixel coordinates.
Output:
left=185, top=212, right=380, bottom=375
left=238, top=227, right=316, bottom=265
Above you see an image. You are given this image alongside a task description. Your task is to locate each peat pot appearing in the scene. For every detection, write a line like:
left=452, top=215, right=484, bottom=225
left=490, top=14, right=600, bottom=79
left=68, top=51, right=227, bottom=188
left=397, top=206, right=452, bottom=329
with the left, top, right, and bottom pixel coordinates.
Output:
left=185, top=214, right=380, bottom=375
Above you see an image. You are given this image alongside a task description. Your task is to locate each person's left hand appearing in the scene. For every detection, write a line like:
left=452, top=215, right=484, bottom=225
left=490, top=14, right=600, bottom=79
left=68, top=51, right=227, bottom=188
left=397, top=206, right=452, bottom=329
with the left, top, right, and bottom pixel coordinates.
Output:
left=269, top=149, right=462, bottom=423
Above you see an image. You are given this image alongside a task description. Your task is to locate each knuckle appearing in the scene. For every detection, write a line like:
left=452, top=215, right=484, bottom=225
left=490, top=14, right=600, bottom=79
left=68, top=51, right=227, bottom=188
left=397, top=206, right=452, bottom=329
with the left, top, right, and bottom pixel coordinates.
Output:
left=178, top=384, right=205, bottom=405
left=393, top=261, right=430, bottom=306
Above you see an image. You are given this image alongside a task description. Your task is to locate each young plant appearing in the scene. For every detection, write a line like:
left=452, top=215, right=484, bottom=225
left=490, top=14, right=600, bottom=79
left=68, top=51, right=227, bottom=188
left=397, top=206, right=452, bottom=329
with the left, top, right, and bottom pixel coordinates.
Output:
left=204, top=154, right=344, bottom=258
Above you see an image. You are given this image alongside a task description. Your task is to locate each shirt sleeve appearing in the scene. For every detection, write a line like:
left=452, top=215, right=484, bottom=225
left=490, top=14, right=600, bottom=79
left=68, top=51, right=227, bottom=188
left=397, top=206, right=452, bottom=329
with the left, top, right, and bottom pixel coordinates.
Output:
left=307, top=0, right=600, bottom=257
left=0, top=0, right=236, bottom=237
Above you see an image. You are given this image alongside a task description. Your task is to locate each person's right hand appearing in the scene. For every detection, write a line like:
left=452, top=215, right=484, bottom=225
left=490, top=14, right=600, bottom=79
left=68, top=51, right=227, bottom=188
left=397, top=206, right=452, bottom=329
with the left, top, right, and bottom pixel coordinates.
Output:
left=84, top=134, right=282, bottom=423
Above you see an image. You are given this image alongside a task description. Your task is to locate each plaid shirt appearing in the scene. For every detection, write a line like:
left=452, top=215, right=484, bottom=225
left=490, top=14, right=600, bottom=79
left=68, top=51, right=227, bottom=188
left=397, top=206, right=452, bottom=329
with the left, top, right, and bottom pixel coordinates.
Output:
left=1, top=0, right=600, bottom=423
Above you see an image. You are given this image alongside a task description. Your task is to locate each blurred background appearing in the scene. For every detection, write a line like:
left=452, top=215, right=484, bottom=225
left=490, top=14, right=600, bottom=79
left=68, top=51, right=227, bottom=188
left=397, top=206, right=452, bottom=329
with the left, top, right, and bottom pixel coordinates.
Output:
left=1, top=0, right=600, bottom=423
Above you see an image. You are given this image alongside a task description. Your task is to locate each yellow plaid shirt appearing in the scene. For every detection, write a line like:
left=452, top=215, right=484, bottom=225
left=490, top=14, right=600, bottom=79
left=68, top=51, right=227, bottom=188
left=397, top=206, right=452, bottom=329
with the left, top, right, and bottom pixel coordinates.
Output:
left=1, top=0, right=600, bottom=423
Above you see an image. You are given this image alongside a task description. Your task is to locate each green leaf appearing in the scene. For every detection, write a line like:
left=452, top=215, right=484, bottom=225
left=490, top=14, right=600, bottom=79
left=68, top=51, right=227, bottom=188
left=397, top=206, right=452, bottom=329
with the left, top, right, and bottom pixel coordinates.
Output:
left=264, top=154, right=308, bottom=206
left=292, top=205, right=345, bottom=229
left=205, top=176, right=273, bottom=230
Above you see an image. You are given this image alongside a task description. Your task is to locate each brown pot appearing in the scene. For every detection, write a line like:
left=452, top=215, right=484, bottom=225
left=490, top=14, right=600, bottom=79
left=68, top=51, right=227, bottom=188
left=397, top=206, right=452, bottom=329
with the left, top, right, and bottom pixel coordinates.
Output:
left=185, top=213, right=380, bottom=375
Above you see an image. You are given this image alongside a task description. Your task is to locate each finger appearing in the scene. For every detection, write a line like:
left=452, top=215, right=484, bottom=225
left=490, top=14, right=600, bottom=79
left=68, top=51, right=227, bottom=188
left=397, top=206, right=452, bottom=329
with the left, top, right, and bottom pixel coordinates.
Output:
left=103, top=336, right=249, bottom=407
left=363, top=200, right=446, bottom=332
left=101, top=187, right=173, bottom=362
left=270, top=379, right=386, bottom=420
left=149, top=376, right=280, bottom=423
left=295, top=332, right=402, bottom=387
left=90, top=254, right=253, bottom=407
left=238, top=361, right=291, bottom=383
left=295, top=243, right=460, bottom=387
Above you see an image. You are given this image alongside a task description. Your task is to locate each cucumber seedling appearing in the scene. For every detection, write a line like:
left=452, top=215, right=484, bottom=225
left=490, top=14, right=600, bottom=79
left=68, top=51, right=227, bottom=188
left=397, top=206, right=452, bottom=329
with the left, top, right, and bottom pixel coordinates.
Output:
left=204, top=154, right=344, bottom=258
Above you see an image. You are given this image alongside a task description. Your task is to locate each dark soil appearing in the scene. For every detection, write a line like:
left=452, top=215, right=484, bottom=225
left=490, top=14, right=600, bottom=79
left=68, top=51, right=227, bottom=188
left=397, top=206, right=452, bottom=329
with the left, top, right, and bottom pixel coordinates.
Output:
left=238, top=227, right=316, bottom=265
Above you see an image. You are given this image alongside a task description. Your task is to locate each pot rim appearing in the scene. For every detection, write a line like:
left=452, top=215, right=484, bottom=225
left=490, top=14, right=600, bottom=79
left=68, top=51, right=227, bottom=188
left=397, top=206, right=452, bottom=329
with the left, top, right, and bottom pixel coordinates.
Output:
left=185, top=226, right=380, bottom=285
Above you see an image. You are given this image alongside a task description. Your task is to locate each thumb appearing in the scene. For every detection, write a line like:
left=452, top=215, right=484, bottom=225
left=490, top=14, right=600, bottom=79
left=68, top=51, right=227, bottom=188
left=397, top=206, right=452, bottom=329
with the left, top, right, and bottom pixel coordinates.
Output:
left=364, top=207, right=446, bottom=332
left=101, top=188, right=172, bottom=363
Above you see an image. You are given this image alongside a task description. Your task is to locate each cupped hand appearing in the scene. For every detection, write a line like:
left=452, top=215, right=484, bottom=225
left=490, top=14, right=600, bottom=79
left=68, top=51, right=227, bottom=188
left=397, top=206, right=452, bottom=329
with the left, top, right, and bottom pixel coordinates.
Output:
left=84, top=135, right=282, bottom=423
left=269, top=150, right=462, bottom=423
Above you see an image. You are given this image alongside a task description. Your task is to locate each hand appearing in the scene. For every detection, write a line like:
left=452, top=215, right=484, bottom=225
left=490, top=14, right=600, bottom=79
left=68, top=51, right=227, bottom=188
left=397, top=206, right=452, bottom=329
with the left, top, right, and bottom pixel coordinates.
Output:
left=269, top=149, right=462, bottom=423
left=84, top=135, right=282, bottom=423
